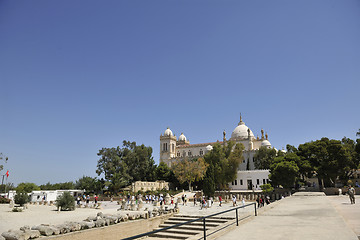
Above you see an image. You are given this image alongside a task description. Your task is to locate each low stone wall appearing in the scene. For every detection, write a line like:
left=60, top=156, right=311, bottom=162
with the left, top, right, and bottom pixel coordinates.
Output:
left=323, top=187, right=360, bottom=196
left=45, top=213, right=173, bottom=240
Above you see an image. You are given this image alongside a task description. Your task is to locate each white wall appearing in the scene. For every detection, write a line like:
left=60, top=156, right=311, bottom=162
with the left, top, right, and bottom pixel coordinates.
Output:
left=229, top=170, right=270, bottom=191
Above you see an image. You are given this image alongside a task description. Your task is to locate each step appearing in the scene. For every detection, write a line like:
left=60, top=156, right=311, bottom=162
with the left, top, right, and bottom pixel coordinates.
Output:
left=149, top=232, right=190, bottom=239
left=153, top=227, right=201, bottom=235
left=169, top=217, right=229, bottom=224
left=175, top=215, right=236, bottom=220
left=159, top=223, right=210, bottom=231
left=164, top=220, right=219, bottom=227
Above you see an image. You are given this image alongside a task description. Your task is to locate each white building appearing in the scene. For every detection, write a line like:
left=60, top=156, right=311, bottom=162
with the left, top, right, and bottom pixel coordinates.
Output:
left=7, top=189, right=83, bottom=202
left=160, top=115, right=274, bottom=190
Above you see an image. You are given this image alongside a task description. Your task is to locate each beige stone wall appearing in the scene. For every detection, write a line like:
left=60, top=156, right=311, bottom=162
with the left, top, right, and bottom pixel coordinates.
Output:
left=131, top=181, right=169, bottom=192
left=45, top=214, right=173, bottom=240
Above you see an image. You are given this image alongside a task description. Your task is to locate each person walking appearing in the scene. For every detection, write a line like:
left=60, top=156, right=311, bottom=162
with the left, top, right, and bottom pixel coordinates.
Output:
left=219, top=196, right=222, bottom=207
left=348, top=185, right=356, bottom=204
left=232, top=195, right=237, bottom=207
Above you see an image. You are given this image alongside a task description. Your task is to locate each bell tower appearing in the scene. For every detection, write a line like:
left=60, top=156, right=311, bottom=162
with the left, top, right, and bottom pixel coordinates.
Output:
left=160, top=127, right=177, bottom=167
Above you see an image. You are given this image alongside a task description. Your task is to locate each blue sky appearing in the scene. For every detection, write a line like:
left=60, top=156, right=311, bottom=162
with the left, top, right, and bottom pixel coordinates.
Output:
left=1, top=1, right=359, bottom=185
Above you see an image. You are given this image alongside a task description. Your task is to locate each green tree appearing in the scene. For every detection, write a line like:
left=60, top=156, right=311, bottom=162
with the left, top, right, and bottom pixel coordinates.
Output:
left=297, top=137, right=358, bottom=187
left=269, top=157, right=299, bottom=189
left=96, top=141, right=156, bottom=193
left=253, top=146, right=277, bottom=169
left=75, top=176, right=99, bottom=193
left=156, top=162, right=178, bottom=184
left=40, top=182, right=75, bottom=190
left=16, top=183, right=40, bottom=193
left=172, top=157, right=208, bottom=191
left=202, top=142, right=244, bottom=196
left=260, top=183, right=273, bottom=193
left=14, top=192, right=29, bottom=206
left=56, top=192, right=75, bottom=211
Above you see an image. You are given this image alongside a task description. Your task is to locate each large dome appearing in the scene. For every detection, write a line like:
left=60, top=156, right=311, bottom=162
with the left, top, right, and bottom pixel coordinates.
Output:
left=231, top=117, right=254, bottom=139
left=164, top=127, right=173, bottom=137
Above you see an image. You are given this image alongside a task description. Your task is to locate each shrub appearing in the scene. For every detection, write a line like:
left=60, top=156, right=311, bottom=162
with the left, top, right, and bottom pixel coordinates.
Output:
left=260, top=184, right=274, bottom=194
left=56, top=192, right=75, bottom=211
left=14, top=192, right=30, bottom=206
left=12, top=207, right=23, bottom=212
left=0, top=197, right=10, bottom=204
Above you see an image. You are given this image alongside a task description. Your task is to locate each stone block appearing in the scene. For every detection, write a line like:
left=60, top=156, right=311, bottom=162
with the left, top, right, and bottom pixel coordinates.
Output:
left=2, top=230, right=29, bottom=240
left=31, top=226, right=53, bottom=236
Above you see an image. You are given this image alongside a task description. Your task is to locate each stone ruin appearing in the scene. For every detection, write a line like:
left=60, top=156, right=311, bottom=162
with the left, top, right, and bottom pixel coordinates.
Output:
left=0, top=206, right=178, bottom=240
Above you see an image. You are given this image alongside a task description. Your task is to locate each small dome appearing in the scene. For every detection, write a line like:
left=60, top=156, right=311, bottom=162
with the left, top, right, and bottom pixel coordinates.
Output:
left=261, top=139, right=271, bottom=147
left=178, top=133, right=186, bottom=141
left=164, top=127, right=173, bottom=137
left=206, top=145, right=213, bottom=151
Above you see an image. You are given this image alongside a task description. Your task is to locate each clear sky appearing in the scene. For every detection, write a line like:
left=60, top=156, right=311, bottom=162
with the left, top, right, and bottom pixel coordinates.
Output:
left=1, top=1, right=359, bottom=185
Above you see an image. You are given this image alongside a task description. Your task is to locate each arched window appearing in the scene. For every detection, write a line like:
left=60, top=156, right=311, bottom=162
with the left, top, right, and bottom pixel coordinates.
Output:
left=163, top=143, right=168, bottom=152
left=199, top=149, right=203, bottom=156
left=188, top=151, right=192, bottom=156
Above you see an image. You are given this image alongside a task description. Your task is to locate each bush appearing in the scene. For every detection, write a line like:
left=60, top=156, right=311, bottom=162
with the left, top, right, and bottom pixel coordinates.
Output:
left=56, top=192, right=75, bottom=211
left=260, top=184, right=274, bottom=193
left=0, top=197, right=10, bottom=204
left=12, top=207, right=23, bottom=212
left=14, top=192, right=29, bottom=206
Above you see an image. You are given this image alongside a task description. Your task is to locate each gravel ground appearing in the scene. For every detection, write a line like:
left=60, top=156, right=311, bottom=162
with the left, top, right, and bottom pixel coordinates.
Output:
left=0, top=199, right=255, bottom=234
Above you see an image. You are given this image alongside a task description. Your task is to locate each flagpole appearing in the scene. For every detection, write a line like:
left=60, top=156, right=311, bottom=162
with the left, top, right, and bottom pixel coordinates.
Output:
left=4, top=173, right=8, bottom=198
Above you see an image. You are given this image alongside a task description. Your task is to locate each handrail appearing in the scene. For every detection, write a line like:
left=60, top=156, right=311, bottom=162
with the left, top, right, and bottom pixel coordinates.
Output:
left=121, top=202, right=257, bottom=240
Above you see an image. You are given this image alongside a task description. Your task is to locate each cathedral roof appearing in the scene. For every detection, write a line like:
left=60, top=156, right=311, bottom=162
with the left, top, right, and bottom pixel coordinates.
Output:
left=178, top=133, right=187, bottom=141
left=164, top=127, right=173, bottom=137
left=177, top=141, right=223, bottom=148
left=230, top=115, right=254, bottom=139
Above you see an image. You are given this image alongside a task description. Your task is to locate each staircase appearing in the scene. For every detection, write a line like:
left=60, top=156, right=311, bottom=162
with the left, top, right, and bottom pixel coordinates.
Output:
left=148, top=215, right=236, bottom=240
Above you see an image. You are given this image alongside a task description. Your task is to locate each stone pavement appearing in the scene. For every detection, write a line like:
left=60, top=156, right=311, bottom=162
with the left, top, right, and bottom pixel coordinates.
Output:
left=328, top=195, right=360, bottom=237
left=217, top=192, right=359, bottom=240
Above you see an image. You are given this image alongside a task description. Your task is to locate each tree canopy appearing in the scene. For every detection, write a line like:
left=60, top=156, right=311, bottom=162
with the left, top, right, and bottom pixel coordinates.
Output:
left=172, top=157, right=208, bottom=191
left=202, top=142, right=244, bottom=196
left=16, top=182, right=40, bottom=193
left=254, top=146, right=277, bottom=169
left=96, top=141, right=156, bottom=193
left=297, top=137, right=359, bottom=187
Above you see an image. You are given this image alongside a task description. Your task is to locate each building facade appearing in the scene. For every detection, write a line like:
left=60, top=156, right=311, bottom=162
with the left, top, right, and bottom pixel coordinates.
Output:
left=160, top=115, right=275, bottom=190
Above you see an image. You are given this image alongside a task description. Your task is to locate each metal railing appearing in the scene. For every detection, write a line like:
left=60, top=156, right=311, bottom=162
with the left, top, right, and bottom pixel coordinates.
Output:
left=121, top=202, right=257, bottom=240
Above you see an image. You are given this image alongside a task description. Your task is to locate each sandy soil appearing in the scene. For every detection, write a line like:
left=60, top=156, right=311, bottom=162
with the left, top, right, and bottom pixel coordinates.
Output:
left=0, top=199, right=254, bottom=234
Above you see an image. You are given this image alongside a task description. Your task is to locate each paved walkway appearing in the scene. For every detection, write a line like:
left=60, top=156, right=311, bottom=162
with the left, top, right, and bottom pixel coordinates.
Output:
left=217, top=192, right=359, bottom=240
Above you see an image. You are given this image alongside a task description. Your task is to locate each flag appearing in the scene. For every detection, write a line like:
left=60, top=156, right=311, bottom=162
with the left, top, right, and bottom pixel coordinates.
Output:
left=5, top=170, right=9, bottom=178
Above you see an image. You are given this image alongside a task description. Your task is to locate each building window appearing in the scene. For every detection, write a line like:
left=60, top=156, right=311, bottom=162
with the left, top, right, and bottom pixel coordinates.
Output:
left=266, top=179, right=269, bottom=184
left=183, top=151, right=186, bottom=157
left=231, top=181, right=234, bottom=185
left=240, top=179, right=243, bottom=185
left=177, top=152, right=180, bottom=157
left=163, top=143, right=168, bottom=152
left=188, top=151, right=192, bottom=156
left=200, top=149, right=203, bottom=156
left=257, top=179, right=260, bottom=185
left=235, top=180, right=238, bottom=185
left=171, top=144, right=175, bottom=152
left=263, top=179, right=266, bottom=184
